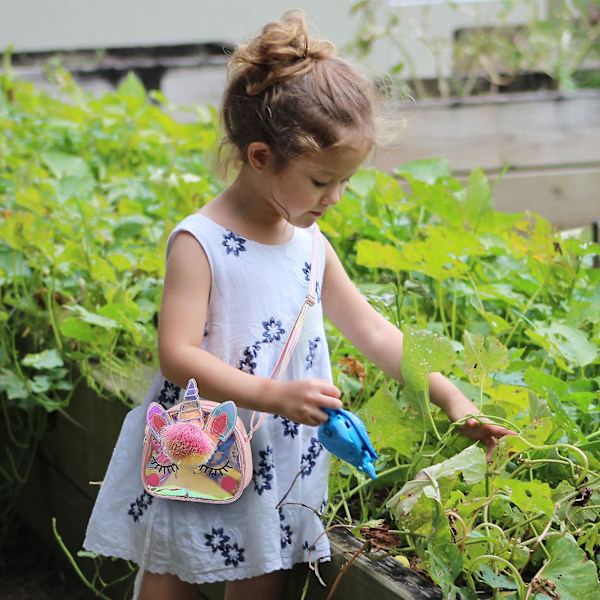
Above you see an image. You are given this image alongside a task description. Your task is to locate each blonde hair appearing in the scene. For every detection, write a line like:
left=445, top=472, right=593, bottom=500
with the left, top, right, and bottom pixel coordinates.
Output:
left=220, top=9, right=376, bottom=172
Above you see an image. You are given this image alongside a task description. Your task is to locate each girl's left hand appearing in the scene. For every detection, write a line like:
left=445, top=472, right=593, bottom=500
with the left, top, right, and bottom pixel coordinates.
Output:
left=457, top=417, right=517, bottom=461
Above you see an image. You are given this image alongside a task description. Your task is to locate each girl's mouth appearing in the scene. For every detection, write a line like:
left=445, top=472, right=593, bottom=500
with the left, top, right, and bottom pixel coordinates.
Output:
left=310, top=211, right=323, bottom=217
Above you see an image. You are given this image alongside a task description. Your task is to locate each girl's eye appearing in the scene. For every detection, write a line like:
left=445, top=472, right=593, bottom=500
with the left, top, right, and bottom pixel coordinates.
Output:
left=312, top=179, right=327, bottom=187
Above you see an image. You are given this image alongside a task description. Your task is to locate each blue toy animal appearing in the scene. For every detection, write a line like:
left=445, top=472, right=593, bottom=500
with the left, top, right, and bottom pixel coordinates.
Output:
left=318, top=408, right=378, bottom=480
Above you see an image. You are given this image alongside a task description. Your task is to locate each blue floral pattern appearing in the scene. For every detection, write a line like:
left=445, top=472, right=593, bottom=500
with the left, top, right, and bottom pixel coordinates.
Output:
left=253, top=446, right=274, bottom=495
left=222, top=231, right=247, bottom=256
left=205, top=527, right=246, bottom=568
left=273, top=415, right=300, bottom=438
left=300, top=437, right=323, bottom=478
left=305, top=337, right=321, bottom=370
left=205, top=527, right=230, bottom=552
left=158, top=380, right=180, bottom=406
left=302, top=262, right=321, bottom=303
left=239, top=347, right=258, bottom=374
left=128, top=491, right=153, bottom=522
left=222, top=543, right=245, bottom=567
left=262, top=317, right=285, bottom=343
left=279, top=508, right=293, bottom=549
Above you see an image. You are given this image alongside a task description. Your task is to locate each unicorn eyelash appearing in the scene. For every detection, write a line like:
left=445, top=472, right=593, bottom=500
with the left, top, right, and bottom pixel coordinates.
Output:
left=149, top=457, right=179, bottom=475
left=194, top=461, right=231, bottom=477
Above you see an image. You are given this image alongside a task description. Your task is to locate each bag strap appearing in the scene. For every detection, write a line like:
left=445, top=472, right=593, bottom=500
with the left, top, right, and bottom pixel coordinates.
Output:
left=248, top=225, right=320, bottom=438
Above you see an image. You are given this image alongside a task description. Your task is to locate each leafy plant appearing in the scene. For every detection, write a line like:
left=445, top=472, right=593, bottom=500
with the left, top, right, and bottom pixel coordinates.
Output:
left=348, top=0, right=600, bottom=97
left=2, top=62, right=600, bottom=599
left=322, top=161, right=600, bottom=598
left=0, top=61, right=222, bottom=536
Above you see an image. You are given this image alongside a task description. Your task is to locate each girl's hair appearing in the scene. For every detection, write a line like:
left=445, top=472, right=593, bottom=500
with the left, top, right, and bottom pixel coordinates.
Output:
left=220, top=9, right=376, bottom=172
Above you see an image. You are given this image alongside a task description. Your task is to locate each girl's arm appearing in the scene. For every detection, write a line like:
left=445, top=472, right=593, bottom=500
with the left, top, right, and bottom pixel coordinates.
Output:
left=157, top=232, right=342, bottom=426
left=320, top=237, right=513, bottom=457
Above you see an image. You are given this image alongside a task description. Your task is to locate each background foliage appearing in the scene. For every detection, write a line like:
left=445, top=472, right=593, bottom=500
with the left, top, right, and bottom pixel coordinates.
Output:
left=1, top=64, right=600, bottom=599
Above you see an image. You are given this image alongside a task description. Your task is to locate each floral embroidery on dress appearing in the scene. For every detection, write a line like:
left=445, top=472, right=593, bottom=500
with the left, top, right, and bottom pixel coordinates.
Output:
left=262, top=317, right=285, bottom=343
left=300, top=437, right=323, bottom=478
left=302, top=262, right=321, bottom=303
left=222, top=231, right=247, bottom=256
left=128, top=490, right=153, bottom=522
left=239, top=347, right=258, bottom=374
left=305, top=337, right=321, bottom=370
left=158, top=380, right=181, bottom=406
left=273, top=415, right=300, bottom=438
left=222, top=542, right=245, bottom=567
left=279, top=508, right=293, bottom=549
left=253, top=445, right=274, bottom=495
left=204, top=527, right=230, bottom=552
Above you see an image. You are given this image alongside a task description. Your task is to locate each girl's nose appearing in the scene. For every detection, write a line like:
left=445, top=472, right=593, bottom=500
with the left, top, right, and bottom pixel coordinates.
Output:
left=321, top=185, right=343, bottom=206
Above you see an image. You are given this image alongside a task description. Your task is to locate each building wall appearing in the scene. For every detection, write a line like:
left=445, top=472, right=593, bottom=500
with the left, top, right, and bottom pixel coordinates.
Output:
left=1, top=0, right=534, bottom=78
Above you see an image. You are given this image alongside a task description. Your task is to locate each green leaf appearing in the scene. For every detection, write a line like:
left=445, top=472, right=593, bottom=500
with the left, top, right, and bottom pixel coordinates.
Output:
left=395, top=158, right=452, bottom=184
left=464, top=331, right=509, bottom=384
left=387, top=445, right=487, bottom=518
left=116, top=72, right=147, bottom=102
left=524, top=367, right=585, bottom=442
left=21, top=349, right=64, bottom=370
left=356, top=239, right=404, bottom=270
left=0, top=369, right=28, bottom=400
left=534, top=535, right=600, bottom=600
left=59, top=318, right=97, bottom=342
left=67, top=305, right=118, bottom=329
left=496, top=478, right=554, bottom=517
left=402, top=327, right=456, bottom=390
left=358, top=383, right=424, bottom=457
left=41, top=151, right=92, bottom=179
left=0, top=247, right=32, bottom=278
left=475, top=564, right=518, bottom=590
left=526, top=323, right=598, bottom=369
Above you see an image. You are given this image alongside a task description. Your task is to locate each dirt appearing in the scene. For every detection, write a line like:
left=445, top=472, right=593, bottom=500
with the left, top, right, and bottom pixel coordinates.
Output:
left=0, top=519, right=92, bottom=600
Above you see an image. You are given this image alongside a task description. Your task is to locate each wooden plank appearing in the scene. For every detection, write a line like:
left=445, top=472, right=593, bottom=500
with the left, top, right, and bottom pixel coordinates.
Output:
left=490, top=166, right=600, bottom=230
left=199, top=528, right=441, bottom=600
left=374, top=91, right=600, bottom=174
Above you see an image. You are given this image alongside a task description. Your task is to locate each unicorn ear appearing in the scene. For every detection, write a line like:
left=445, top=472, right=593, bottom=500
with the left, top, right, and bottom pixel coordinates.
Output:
left=147, top=402, right=171, bottom=440
left=205, top=401, right=237, bottom=442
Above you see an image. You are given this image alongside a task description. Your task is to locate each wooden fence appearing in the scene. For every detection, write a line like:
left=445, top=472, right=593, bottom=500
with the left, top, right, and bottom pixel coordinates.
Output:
left=376, top=90, right=600, bottom=231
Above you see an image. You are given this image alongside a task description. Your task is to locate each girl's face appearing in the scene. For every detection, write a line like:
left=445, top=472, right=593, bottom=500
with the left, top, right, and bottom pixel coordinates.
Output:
left=263, top=133, right=372, bottom=228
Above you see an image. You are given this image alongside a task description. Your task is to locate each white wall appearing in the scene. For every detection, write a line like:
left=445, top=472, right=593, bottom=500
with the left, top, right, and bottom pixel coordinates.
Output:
left=0, top=0, right=535, bottom=78
left=0, top=1, right=369, bottom=55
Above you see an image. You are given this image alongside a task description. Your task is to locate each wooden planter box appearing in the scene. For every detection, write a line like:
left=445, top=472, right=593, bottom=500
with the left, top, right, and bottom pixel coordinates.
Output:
left=17, top=373, right=441, bottom=600
left=375, top=90, right=600, bottom=231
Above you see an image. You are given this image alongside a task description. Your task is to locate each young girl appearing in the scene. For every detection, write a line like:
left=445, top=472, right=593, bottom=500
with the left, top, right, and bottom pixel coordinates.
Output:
left=84, top=10, right=513, bottom=600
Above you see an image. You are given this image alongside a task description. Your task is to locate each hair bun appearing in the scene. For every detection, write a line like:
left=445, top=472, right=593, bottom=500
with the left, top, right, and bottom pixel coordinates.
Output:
left=229, top=9, right=335, bottom=95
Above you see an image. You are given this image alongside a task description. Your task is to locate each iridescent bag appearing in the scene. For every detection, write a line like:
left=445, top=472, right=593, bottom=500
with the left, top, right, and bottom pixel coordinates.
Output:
left=141, top=226, right=319, bottom=503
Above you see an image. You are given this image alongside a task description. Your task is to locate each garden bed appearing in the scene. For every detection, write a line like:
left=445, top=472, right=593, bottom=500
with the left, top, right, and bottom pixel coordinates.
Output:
left=16, top=371, right=442, bottom=600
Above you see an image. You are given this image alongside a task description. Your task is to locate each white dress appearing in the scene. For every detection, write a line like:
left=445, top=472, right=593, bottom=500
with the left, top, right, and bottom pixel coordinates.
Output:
left=83, top=214, right=332, bottom=588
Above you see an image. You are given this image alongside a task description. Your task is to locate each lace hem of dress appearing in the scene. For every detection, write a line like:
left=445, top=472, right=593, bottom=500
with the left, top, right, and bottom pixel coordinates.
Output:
left=83, top=541, right=331, bottom=586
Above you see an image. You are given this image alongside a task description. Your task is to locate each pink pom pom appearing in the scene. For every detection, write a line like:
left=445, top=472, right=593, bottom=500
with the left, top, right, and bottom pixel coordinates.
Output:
left=161, top=422, right=216, bottom=466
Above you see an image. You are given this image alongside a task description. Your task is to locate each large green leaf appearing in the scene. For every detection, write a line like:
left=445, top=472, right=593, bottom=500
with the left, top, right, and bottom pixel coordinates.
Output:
left=495, top=478, right=554, bottom=517
left=358, top=384, right=424, bottom=457
left=21, top=349, right=64, bottom=370
left=395, top=158, right=452, bottom=184
left=532, top=535, right=600, bottom=600
left=526, top=323, right=598, bottom=369
left=41, top=151, right=92, bottom=179
left=402, top=327, right=457, bottom=391
left=387, top=445, right=487, bottom=518
left=464, top=331, right=509, bottom=384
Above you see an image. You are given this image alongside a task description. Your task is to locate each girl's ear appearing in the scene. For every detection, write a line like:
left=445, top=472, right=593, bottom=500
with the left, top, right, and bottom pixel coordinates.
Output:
left=247, top=142, right=273, bottom=173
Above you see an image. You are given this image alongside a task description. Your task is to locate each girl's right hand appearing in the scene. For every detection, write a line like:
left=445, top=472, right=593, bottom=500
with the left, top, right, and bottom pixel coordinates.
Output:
left=271, top=379, right=342, bottom=426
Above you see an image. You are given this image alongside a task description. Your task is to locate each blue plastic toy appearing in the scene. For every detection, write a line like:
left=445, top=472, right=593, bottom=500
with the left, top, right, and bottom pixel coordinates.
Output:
left=318, top=408, right=378, bottom=480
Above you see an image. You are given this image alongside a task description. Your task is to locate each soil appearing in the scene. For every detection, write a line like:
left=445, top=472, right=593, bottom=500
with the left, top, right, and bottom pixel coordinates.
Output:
left=0, top=519, right=92, bottom=600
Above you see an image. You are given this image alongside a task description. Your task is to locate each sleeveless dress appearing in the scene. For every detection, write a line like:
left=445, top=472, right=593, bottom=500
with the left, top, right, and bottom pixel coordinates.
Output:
left=83, top=214, right=332, bottom=589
